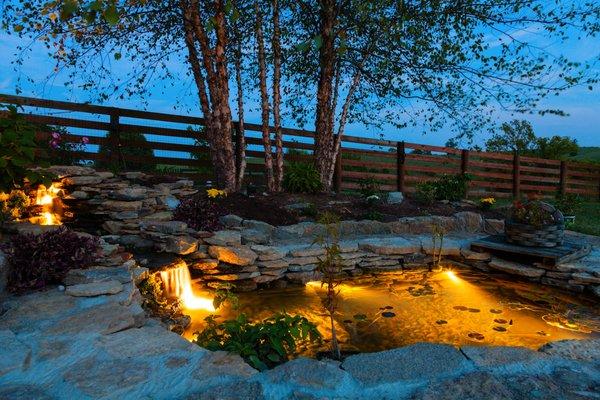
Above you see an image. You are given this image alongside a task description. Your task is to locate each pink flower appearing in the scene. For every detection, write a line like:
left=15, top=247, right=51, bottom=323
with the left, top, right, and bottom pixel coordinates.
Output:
left=81, top=137, right=90, bottom=144
left=50, top=140, right=59, bottom=149
left=51, top=132, right=61, bottom=139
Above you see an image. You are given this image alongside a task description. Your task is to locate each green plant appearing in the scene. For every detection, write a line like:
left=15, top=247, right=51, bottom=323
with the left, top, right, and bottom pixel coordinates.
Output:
left=44, top=125, right=89, bottom=165
left=510, top=200, right=556, bottom=227
left=554, top=193, right=582, bottom=216
left=363, top=210, right=384, bottom=221
left=0, top=190, right=30, bottom=224
left=0, top=105, right=52, bottom=191
left=415, top=182, right=437, bottom=205
left=138, top=274, right=169, bottom=311
left=314, top=212, right=343, bottom=360
left=96, top=130, right=155, bottom=172
left=195, top=312, right=321, bottom=371
left=173, top=189, right=225, bottom=231
left=283, top=162, right=322, bottom=193
left=433, top=174, right=471, bottom=201
left=431, top=223, right=446, bottom=267
left=359, top=177, right=381, bottom=198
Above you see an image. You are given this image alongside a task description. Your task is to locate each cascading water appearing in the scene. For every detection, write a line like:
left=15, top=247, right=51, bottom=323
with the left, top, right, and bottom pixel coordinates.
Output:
left=159, top=261, right=215, bottom=311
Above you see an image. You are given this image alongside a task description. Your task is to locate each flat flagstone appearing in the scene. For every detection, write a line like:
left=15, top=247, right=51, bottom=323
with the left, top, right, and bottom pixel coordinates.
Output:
left=65, top=280, right=124, bottom=297
left=0, top=330, right=31, bottom=377
left=358, top=237, right=420, bottom=255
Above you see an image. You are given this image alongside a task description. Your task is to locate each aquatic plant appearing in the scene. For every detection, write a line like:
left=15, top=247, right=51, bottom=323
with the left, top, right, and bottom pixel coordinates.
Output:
left=314, top=212, right=343, bottom=360
left=195, top=312, right=321, bottom=371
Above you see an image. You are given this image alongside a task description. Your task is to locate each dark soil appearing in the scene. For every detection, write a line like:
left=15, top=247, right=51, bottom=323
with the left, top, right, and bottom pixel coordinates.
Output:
left=218, top=192, right=506, bottom=226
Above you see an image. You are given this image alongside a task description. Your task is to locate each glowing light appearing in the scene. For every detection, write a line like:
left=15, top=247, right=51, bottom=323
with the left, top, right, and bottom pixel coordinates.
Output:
left=445, top=270, right=461, bottom=283
left=30, top=184, right=62, bottom=225
left=159, top=261, right=215, bottom=311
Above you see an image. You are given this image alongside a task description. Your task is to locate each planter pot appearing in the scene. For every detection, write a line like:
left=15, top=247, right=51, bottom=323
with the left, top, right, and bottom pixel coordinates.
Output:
left=505, top=220, right=565, bottom=248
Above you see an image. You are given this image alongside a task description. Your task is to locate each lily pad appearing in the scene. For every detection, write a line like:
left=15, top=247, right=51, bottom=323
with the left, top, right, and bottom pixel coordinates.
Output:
left=381, top=312, right=396, bottom=318
left=436, top=320, right=448, bottom=325
left=384, top=306, right=394, bottom=310
left=494, top=318, right=508, bottom=324
left=467, top=332, right=485, bottom=341
left=468, top=308, right=480, bottom=313
left=490, top=309, right=503, bottom=314
left=453, top=306, right=468, bottom=311
left=493, top=326, right=507, bottom=332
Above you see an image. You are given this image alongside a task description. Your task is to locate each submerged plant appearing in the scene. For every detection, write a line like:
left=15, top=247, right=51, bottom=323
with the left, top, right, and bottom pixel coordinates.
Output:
left=314, top=212, right=343, bottom=360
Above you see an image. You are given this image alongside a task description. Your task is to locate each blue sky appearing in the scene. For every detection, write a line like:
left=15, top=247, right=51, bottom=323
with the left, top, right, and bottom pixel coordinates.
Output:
left=1, top=24, right=599, bottom=148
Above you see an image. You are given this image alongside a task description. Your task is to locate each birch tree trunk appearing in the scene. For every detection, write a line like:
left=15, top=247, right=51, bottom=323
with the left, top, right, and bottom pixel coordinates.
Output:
left=255, top=1, right=275, bottom=192
left=272, top=0, right=284, bottom=191
left=313, top=0, right=337, bottom=191
left=232, top=12, right=246, bottom=191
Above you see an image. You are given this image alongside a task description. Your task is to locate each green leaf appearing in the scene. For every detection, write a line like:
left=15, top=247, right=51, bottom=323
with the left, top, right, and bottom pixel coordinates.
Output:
left=313, top=35, right=322, bottom=49
left=61, top=0, right=78, bottom=21
left=104, top=5, right=119, bottom=25
left=267, top=353, right=280, bottom=362
left=13, top=24, right=24, bottom=33
left=114, top=52, right=122, bottom=60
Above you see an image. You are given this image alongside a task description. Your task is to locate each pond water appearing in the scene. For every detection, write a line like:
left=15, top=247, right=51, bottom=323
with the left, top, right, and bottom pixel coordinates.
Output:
left=183, top=267, right=600, bottom=354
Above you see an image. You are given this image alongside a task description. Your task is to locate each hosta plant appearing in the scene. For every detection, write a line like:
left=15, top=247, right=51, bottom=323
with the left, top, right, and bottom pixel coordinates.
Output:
left=283, top=162, right=322, bottom=194
left=1, top=227, right=100, bottom=293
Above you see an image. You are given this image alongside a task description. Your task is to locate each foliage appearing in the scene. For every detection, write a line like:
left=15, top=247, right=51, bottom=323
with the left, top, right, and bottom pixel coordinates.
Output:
left=415, top=174, right=471, bottom=204
left=431, top=223, right=446, bottom=268
left=212, top=282, right=240, bottom=311
left=510, top=200, right=557, bottom=227
left=138, top=274, right=169, bottom=312
left=536, top=136, right=579, bottom=160
left=173, top=190, right=224, bottom=231
left=283, top=162, right=322, bottom=194
left=0, top=190, right=30, bottom=224
left=414, top=182, right=437, bottom=206
left=362, top=210, right=384, bottom=221
left=479, top=197, right=496, bottom=211
left=195, top=312, right=321, bottom=371
left=44, top=126, right=89, bottom=166
left=0, top=227, right=100, bottom=293
left=554, top=193, right=583, bottom=216
left=359, top=177, right=381, bottom=199
left=0, top=105, right=52, bottom=192
left=314, top=212, right=343, bottom=360
left=96, top=131, right=155, bottom=172
left=485, top=120, right=536, bottom=153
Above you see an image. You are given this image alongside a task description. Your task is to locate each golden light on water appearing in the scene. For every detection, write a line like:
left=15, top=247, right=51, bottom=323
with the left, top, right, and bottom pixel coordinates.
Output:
left=30, top=184, right=62, bottom=225
left=445, top=270, right=461, bottom=283
left=159, top=261, right=215, bottom=312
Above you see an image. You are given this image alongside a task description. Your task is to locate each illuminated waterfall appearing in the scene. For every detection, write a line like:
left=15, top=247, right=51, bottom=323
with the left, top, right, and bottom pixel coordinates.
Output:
left=159, top=261, right=215, bottom=311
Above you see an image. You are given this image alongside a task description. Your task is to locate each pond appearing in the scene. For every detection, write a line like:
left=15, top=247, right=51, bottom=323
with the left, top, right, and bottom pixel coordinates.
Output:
left=183, top=267, right=600, bottom=354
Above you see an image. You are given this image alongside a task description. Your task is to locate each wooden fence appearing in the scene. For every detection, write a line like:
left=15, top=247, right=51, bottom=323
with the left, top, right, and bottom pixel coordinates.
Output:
left=1, top=94, right=599, bottom=200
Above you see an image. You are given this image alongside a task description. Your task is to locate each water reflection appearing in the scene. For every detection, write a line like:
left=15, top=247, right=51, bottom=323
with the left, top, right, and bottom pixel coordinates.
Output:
left=183, top=268, right=600, bottom=354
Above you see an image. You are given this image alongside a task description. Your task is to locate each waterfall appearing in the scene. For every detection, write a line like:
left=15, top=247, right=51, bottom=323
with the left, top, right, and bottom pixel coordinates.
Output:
left=159, top=261, right=215, bottom=311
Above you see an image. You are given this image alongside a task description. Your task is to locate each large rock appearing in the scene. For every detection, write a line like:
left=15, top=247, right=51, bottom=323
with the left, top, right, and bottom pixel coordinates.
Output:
left=539, top=339, right=600, bottom=363
left=241, top=229, right=271, bottom=245
left=101, top=200, right=143, bottom=212
left=63, top=175, right=104, bottom=186
left=164, top=236, right=198, bottom=255
left=460, top=346, right=546, bottom=368
left=251, top=245, right=286, bottom=261
left=140, top=220, right=188, bottom=235
left=0, top=330, right=31, bottom=377
left=488, top=258, right=545, bottom=278
left=220, top=214, right=244, bottom=228
left=421, top=237, right=463, bottom=256
left=208, top=245, right=258, bottom=266
left=265, top=358, right=349, bottom=391
left=204, top=230, right=242, bottom=246
left=341, top=343, right=470, bottom=386
left=65, top=266, right=132, bottom=285
left=387, top=191, right=404, bottom=204
left=185, top=380, right=265, bottom=400
left=47, top=165, right=96, bottom=177
left=358, top=237, right=420, bottom=255
left=454, top=211, right=483, bottom=232
left=66, top=280, right=124, bottom=297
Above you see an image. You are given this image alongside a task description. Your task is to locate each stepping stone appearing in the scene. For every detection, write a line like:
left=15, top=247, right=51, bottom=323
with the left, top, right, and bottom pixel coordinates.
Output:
left=66, top=280, right=123, bottom=297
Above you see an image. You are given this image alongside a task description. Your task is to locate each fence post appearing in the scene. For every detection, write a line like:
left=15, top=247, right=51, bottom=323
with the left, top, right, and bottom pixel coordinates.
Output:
left=397, top=141, right=406, bottom=192
left=559, top=161, right=567, bottom=196
left=512, top=151, right=521, bottom=199
left=461, top=149, right=470, bottom=197
left=108, top=108, right=121, bottom=168
left=333, top=149, right=342, bottom=193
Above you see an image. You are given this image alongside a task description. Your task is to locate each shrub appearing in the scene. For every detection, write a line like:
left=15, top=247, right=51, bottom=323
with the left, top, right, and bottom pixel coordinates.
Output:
left=283, top=162, right=322, bottom=193
left=0, top=105, right=52, bottom=191
left=96, top=131, right=155, bottom=172
left=195, top=312, right=321, bottom=371
left=415, top=182, right=437, bottom=205
left=1, top=227, right=100, bottom=293
left=173, top=189, right=225, bottom=231
left=554, top=193, right=582, bottom=216
left=44, top=126, right=89, bottom=166
left=0, top=190, right=30, bottom=224
left=359, top=177, right=381, bottom=198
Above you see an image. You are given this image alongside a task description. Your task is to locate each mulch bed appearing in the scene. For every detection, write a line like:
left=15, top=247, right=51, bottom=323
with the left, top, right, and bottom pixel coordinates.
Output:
left=218, top=192, right=506, bottom=226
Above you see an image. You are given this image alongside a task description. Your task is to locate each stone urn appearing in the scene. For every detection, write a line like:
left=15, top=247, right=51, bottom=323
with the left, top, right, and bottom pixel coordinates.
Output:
left=505, top=201, right=564, bottom=247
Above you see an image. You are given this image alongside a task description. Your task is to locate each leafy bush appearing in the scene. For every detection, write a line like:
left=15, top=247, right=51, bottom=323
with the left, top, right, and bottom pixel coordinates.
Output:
left=0, top=105, right=52, bottom=191
left=195, top=312, right=321, bottom=371
left=359, top=177, right=381, bottom=198
left=44, top=126, right=89, bottom=166
left=1, top=227, right=100, bottom=293
left=0, top=190, right=30, bottom=224
left=554, top=193, right=582, bottom=216
left=414, top=182, right=437, bottom=205
left=173, top=189, right=225, bottom=231
left=414, top=174, right=471, bottom=204
left=510, top=200, right=557, bottom=227
left=96, top=131, right=155, bottom=172
left=283, top=162, right=322, bottom=193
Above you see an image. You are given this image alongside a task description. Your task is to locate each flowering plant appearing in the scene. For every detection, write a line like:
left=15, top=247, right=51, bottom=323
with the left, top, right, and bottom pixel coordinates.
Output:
left=206, top=188, right=227, bottom=199
left=510, top=200, right=557, bottom=227
left=0, top=190, right=30, bottom=223
left=479, top=197, right=496, bottom=210
left=47, top=127, right=89, bottom=165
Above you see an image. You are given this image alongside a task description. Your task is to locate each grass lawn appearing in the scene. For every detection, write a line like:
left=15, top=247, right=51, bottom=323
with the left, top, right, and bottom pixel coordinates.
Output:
left=569, top=201, right=600, bottom=236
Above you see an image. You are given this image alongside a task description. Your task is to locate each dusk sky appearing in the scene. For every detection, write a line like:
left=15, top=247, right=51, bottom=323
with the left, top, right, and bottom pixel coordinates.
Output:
left=1, top=20, right=599, bottom=148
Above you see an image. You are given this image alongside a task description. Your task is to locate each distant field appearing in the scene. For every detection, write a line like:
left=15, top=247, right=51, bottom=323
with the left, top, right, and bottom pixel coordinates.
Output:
left=569, top=146, right=600, bottom=163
